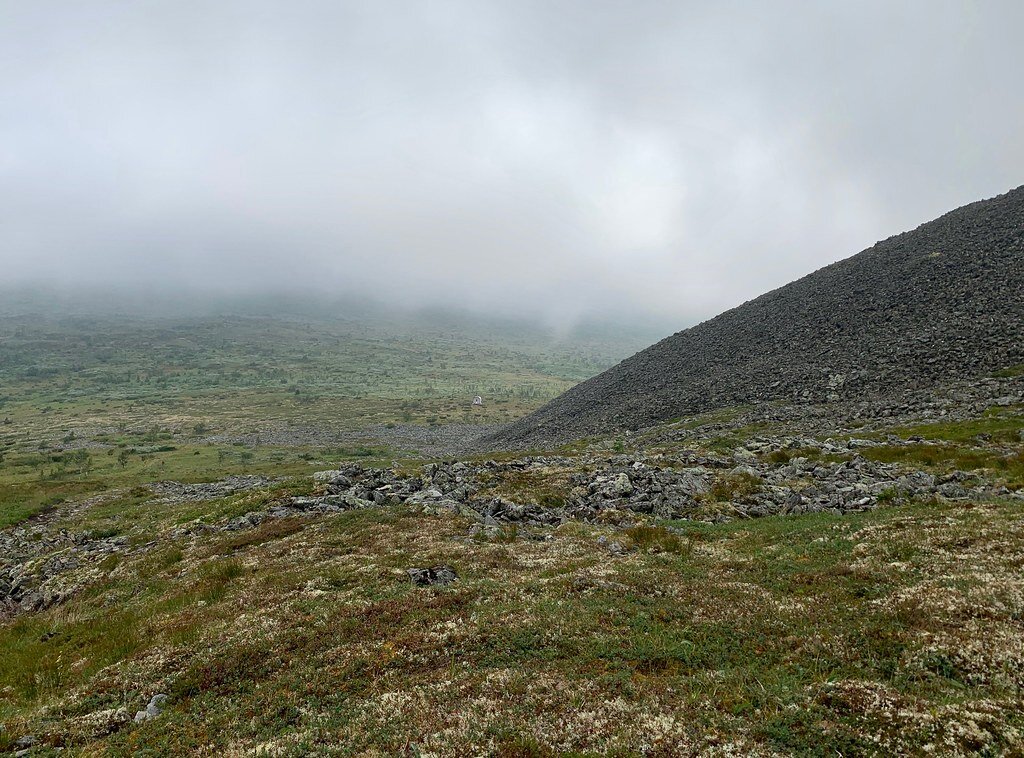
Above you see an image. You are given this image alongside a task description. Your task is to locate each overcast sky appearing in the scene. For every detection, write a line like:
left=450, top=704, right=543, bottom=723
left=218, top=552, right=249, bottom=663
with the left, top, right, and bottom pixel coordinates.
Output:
left=2, top=0, right=1022, bottom=326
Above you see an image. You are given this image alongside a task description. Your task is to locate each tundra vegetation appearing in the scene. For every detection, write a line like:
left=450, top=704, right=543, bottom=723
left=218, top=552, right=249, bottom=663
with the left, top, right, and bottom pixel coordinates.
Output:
left=1, top=307, right=1022, bottom=756
left=0, top=310, right=651, bottom=529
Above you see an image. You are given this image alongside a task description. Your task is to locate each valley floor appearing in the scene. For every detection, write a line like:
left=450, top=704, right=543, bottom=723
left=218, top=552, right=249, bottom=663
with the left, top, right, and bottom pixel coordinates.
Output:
left=1, top=371, right=1022, bottom=756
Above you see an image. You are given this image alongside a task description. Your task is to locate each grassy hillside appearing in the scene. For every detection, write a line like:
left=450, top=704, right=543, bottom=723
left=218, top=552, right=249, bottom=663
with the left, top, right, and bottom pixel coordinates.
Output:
left=1, top=405, right=1021, bottom=755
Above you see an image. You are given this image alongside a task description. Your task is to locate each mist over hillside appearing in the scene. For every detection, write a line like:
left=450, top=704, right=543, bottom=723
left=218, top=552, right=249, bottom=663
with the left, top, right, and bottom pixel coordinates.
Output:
left=491, top=184, right=1024, bottom=447
left=0, top=285, right=676, bottom=346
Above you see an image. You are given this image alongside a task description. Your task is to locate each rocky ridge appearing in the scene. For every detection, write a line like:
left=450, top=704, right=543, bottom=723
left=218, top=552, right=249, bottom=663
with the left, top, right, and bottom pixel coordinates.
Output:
left=2, top=374, right=1020, bottom=620
left=487, top=185, right=1024, bottom=449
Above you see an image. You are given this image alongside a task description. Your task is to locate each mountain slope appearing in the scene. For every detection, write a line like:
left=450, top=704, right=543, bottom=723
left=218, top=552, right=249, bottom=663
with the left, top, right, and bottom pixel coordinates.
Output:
left=488, top=185, right=1024, bottom=447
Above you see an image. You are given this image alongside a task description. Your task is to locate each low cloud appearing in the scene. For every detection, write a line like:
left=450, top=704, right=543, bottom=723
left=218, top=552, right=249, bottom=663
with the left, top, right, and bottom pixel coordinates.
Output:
left=2, top=1, right=1021, bottom=326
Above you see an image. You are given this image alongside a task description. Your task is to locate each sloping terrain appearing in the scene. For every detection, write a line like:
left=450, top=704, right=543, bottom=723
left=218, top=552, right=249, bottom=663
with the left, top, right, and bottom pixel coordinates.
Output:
left=489, top=185, right=1024, bottom=448
left=0, top=308, right=656, bottom=528
left=1, top=374, right=1022, bottom=755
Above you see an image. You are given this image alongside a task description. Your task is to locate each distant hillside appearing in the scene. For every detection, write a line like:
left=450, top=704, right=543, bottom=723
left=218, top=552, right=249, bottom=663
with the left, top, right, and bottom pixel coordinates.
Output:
left=488, top=185, right=1024, bottom=447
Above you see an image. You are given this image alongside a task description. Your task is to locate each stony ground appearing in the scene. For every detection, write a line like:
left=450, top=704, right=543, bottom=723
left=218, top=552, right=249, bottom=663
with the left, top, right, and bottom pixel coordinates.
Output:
left=491, top=185, right=1024, bottom=448
left=1, top=371, right=1022, bottom=755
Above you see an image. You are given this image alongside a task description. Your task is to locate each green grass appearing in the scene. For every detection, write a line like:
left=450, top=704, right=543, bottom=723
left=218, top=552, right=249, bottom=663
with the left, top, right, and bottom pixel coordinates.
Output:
left=668, top=404, right=750, bottom=430
left=708, top=469, right=763, bottom=502
left=0, top=479, right=107, bottom=529
left=889, top=406, right=1024, bottom=444
left=0, top=442, right=350, bottom=528
left=0, top=607, right=145, bottom=711
left=622, top=524, right=689, bottom=555
left=836, top=408, right=1024, bottom=490
left=993, top=364, right=1024, bottom=378
left=705, top=422, right=774, bottom=453
left=478, top=467, right=571, bottom=508
left=4, top=494, right=1022, bottom=754
left=207, top=517, right=308, bottom=556
left=861, top=443, right=1024, bottom=489
left=764, top=446, right=825, bottom=464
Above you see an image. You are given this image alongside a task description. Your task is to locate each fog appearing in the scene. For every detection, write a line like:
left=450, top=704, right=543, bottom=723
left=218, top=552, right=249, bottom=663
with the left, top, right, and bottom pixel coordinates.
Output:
left=2, top=1, right=1021, bottom=328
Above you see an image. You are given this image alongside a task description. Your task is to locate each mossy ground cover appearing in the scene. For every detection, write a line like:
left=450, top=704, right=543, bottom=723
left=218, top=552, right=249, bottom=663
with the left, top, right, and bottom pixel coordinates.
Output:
left=857, top=406, right=1024, bottom=490
left=874, top=403, right=1024, bottom=446
left=0, top=440, right=398, bottom=531
left=3, top=490, right=1023, bottom=755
